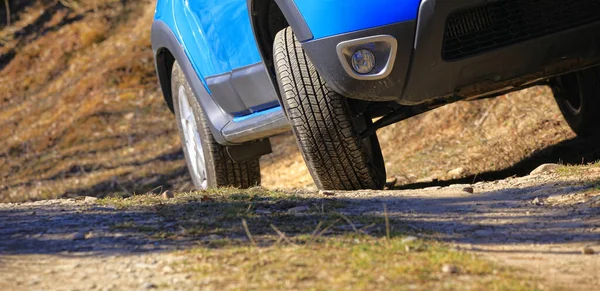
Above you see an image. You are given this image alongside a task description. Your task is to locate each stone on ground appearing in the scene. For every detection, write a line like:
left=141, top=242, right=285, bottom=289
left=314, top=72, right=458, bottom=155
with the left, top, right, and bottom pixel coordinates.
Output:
left=530, top=163, right=560, bottom=176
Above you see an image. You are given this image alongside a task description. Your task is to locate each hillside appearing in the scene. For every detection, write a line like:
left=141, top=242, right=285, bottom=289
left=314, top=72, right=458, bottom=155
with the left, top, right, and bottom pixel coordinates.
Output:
left=1, top=0, right=596, bottom=202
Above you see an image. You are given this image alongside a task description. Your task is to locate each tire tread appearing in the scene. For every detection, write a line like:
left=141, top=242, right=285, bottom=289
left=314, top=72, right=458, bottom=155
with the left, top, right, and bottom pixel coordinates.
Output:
left=274, top=27, right=384, bottom=190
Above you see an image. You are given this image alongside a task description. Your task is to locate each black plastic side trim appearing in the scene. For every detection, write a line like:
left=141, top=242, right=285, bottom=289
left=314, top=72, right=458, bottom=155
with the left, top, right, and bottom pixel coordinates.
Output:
left=205, top=63, right=280, bottom=114
left=206, top=73, right=251, bottom=115
left=302, top=21, right=416, bottom=101
left=273, top=0, right=312, bottom=41
left=231, top=63, right=280, bottom=110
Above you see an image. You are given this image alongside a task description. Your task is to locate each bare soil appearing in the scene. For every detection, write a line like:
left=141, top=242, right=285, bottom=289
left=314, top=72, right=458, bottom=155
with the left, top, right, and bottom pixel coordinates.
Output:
left=1, top=168, right=599, bottom=290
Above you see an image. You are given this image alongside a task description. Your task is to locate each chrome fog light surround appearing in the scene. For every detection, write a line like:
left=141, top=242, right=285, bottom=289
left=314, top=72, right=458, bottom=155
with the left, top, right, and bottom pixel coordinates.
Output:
left=336, top=35, right=398, bottom=81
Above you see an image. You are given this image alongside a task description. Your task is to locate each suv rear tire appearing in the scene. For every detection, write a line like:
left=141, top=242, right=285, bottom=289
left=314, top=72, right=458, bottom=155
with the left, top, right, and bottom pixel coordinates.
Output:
left=273, top=27, right=386, bottom=190
left=551, top=67, right=600, bottom=137
left=171, top=62, right=261, bottom=189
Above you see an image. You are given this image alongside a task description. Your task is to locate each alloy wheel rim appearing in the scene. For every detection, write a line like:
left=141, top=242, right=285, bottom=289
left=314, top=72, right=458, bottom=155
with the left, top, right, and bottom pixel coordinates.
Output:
left=178, top=86, right=208, bottom=189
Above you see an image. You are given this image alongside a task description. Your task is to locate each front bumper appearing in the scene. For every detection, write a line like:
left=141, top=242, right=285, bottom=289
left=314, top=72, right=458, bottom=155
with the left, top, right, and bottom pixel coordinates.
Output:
left=302, top=21, right=417, bottom=102
left=302, top=0, right=600, bottom=105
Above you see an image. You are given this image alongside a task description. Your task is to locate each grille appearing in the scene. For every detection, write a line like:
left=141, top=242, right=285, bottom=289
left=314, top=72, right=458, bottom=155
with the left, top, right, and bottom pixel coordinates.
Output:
left=442, top=0, right=600, bottom=60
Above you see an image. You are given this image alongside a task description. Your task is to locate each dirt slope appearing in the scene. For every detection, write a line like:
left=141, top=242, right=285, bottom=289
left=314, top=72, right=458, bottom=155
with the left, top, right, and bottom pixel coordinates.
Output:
left=1, top=0, right=185, bottom=202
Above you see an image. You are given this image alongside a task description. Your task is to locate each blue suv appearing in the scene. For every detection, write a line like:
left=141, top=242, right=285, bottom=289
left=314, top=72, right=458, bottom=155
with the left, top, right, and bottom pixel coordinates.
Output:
left=152, top=0, right=600, bottom=191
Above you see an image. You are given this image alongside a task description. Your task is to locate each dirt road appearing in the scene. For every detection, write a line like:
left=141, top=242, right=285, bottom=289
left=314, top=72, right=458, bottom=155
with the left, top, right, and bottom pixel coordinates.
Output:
left=1, top=167, right=599, bottom=290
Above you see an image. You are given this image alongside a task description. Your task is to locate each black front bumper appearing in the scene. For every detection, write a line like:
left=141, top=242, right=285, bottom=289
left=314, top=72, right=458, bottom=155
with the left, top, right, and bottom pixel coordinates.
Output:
left=302, top=0, right=600, bottom=105
left=302, top=21, right=417, bottom=102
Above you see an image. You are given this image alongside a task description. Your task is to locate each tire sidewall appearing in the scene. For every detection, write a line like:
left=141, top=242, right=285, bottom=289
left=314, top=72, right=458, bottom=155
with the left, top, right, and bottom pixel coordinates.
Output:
left=273, top=27, right=386, bottom=190
left=552, top=68, right=600, bottom=137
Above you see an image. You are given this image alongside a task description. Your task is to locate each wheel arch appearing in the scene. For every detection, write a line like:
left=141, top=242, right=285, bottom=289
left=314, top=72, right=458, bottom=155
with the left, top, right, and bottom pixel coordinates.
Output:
left=247, top=0, right=311, bottom=84
left=151, top=20, right=232, bottom=145
left=154, top=46, right=176, bottom=113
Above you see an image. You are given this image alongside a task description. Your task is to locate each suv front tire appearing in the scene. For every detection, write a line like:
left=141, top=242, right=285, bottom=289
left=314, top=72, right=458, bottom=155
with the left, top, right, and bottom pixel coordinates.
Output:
left=273, top=27, right=386, bottom=190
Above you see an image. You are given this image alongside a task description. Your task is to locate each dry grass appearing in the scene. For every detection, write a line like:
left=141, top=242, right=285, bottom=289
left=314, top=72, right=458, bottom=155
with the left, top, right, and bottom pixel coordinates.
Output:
left=179, top=238, right=539, bottom=291
left=0, top=0, right=582, bottom=202
left=99, top=189, right=542, bottom=291
left=1, top=0, right=187, bottom=202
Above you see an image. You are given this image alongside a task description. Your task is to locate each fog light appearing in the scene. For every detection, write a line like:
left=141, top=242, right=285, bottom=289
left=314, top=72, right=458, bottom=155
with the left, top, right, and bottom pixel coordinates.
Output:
left=351, top=49, right=376, bottom=74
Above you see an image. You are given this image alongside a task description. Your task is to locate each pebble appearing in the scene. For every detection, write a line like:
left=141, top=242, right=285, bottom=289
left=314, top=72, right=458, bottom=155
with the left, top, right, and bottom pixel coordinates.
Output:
left=141, top=282, right=157, bottom=289
left=582, top=246, right=595, bottom=255
left=449, top=184, right=471, bottom=189
left=287, top=205, right=309, bottom=214
left=70, top=232, right=87, bottom=240
left=442, top=264, right=459, bottom=274
left=462, top=187, right=474, bottom=194
left=84, top=196, right=98, bottom=203
left=532, top=197, right=544, bottom=206
left=319, top=190, right=335, bottom=196
left=162, top=191, right=174, bottom=199
left=530, top=163, right=560, bottom=176
left=162, top=266, right=175, bottom=274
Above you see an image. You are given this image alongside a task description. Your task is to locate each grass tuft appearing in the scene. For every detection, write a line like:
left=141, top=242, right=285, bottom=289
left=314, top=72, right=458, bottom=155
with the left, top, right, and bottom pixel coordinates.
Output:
left=176, top=237, right=540, bottom=291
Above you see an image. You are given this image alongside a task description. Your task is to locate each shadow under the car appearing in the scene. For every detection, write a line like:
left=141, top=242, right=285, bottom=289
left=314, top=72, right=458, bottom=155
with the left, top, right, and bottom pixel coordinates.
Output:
left=1, top=178, right=599, bottom=257
left=394, top=135, right=600, bottom=190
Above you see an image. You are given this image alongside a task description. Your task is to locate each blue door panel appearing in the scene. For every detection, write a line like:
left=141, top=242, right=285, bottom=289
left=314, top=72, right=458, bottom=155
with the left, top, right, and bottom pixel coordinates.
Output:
left=210, top=0, right=262, bottom=69
left=294, top=0, right=422, bottom=40
left=156, top=0, right=262, bottom=79
left=176, top=0, right=230, bottom=76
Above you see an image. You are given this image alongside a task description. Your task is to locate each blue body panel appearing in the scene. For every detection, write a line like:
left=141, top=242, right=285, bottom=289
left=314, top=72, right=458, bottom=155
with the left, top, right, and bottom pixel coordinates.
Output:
left=155, top=0, right=422, bottom=79
left=294, top=0, right=421, bottom=40
left=154, top=0, right=262, bottom=79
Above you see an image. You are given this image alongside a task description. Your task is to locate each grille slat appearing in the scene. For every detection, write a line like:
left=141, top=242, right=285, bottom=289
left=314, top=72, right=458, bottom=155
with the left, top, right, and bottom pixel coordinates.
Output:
left=442, top=0, right=600, bottom=60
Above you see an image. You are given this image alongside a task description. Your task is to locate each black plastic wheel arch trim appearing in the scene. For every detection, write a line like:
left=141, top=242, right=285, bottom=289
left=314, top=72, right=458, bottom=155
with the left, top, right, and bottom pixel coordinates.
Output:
left=151, top=21, right=290, bottom=148
left=205, top=62, right=280, bottom=115
left=272, top=0, right=313, bottom=42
